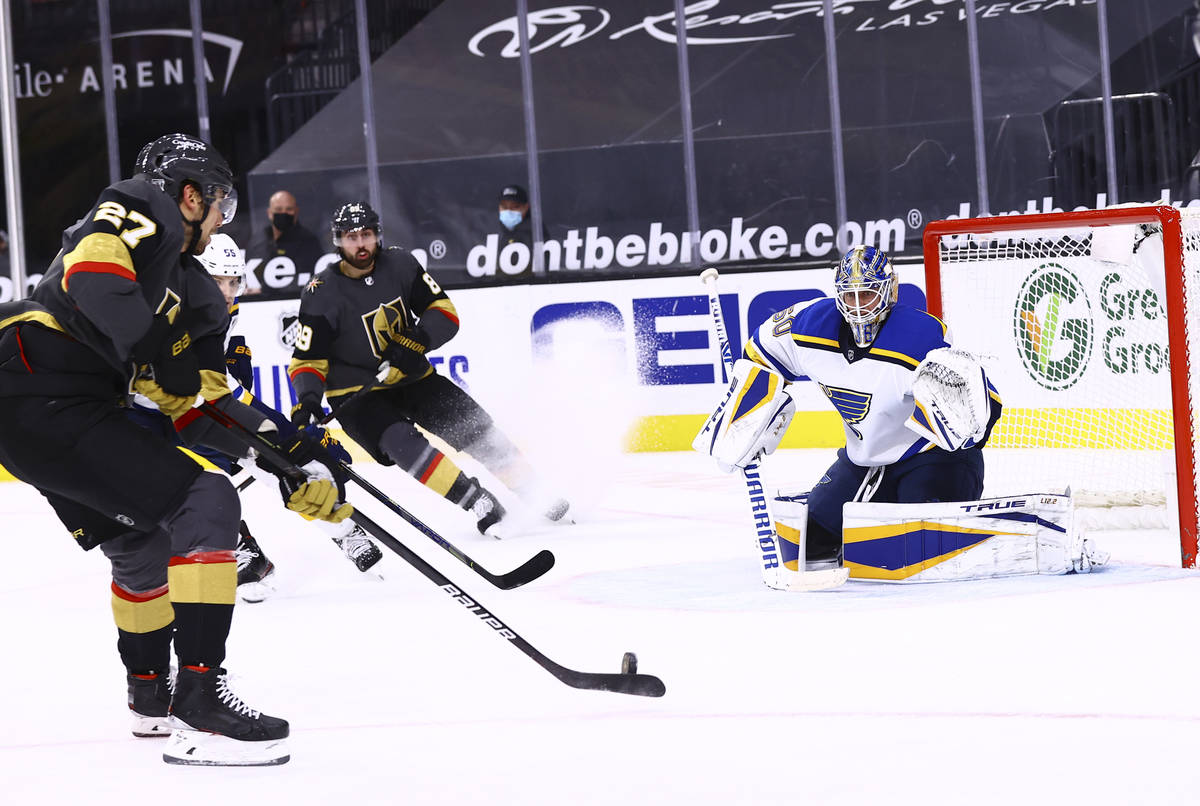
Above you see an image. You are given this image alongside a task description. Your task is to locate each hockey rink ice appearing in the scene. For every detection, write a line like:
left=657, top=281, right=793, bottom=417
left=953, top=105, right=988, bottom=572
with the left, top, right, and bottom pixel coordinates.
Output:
left=2, top=446, right=1198, bottom=805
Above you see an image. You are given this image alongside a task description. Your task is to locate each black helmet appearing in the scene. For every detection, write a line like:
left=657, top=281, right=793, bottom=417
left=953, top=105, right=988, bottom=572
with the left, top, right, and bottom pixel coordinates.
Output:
left=135, top=133, right=237, bottom=224
left=331, top=201, right=381, bottom=245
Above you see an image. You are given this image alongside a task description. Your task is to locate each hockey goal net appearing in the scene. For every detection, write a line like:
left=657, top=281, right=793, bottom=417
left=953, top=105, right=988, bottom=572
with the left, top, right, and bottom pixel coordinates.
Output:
left=922, top=205, right=1199, bottom=568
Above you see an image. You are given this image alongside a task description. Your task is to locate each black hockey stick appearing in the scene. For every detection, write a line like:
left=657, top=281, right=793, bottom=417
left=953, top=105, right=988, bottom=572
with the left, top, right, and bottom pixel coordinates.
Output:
left=337, top=463, right=554, bottom=590
left=317, top=362, right=391, bottom=426
left=208, top=405, right=552, bottom=590
left=199, top=403, right=665, bottom=697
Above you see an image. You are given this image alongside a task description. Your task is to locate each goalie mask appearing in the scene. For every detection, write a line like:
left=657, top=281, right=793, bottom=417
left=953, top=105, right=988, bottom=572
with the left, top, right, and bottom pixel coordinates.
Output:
left=834, top=245, right=898, bottom=348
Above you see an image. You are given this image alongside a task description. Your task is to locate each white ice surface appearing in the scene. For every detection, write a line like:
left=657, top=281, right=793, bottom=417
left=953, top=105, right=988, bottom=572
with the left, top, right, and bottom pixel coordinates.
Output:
left=2, top=449, right=1199, bottom=805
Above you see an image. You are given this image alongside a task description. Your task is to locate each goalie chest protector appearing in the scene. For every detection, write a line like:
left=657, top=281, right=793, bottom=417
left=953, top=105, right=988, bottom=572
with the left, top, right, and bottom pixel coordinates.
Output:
left=746, top=299, right=951, bottom=466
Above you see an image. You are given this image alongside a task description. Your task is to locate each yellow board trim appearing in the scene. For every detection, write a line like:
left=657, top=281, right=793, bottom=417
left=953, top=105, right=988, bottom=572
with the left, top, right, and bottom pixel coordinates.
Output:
left=621, top=411, right=846, bottom=452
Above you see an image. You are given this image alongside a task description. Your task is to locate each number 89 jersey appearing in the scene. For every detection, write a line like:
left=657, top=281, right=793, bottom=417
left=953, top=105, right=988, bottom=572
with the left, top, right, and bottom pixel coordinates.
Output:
left=32, top=178, right=190, bottom=378
left=290, top=246, right=460, bottom=398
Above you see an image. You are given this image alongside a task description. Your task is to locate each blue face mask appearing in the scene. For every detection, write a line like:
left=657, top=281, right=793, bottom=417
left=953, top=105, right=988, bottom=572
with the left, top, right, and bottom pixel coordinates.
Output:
left=499, top=209, right=523, bottom=230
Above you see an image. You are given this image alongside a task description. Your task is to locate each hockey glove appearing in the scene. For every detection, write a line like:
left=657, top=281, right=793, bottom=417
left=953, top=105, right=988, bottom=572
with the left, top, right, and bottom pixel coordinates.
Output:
left=290, top=395, right=324, bottom=428
left=257, top=429, right=353, bottom=523
left=131, top=316, right=201, bottom=419
left=225, top=335, right=254, bottom=390
left=381, top=327, right=431, bottom=384
left=301, top=425, right=353, bottom=465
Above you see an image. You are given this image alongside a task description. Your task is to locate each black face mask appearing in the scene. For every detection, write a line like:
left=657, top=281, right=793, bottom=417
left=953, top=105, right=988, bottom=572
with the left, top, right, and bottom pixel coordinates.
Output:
left=272, top=212, right=295, bottom=232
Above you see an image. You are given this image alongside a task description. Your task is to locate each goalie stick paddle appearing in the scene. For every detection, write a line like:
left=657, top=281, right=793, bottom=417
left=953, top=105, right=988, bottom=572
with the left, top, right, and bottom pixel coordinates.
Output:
left=198, top=403, right=666, bottom=698
left=201, top=404, right=553, bottom=589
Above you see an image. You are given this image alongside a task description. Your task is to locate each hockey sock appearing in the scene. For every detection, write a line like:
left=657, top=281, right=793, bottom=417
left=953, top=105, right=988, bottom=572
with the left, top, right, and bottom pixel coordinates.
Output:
left=117, top=624, right=174, bottom=676
left=111, top=582, right=174, bottom=674
left=170, top=603, right=234, bottom=669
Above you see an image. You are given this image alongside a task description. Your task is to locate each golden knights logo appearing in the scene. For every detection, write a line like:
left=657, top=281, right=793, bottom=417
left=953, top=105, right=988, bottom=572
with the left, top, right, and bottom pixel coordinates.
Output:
left=361, top=295, right=411, bottom=358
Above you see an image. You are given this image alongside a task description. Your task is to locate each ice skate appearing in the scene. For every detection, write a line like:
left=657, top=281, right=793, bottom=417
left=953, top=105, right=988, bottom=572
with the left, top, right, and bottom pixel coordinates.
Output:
left=332, top=524, right=383, bottom=572
left=465, top=486, right=508, bottom=538
left=127, top=669, right=174, bottom=738
left=235, top=534, right=276, bottom=603
left=163, top=666, right=289, bottom=766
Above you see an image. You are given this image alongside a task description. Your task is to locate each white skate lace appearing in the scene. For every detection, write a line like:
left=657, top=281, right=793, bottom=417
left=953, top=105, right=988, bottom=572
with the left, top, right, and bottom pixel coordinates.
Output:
left=234, top=544, right=258, bottom=572
left=472, top=493, right=496, bottom=519
left=234, top=549, right=252, bottom=572
left=341, top=536, right=374, bottom=560
left=215, top=673, right=260, bottom=719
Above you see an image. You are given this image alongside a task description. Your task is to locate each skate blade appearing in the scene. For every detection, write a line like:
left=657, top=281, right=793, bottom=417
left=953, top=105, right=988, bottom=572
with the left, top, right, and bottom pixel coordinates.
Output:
left=162, top=728, right=290, bottom=766
left=237, top=575, right=278, bottom=604
left=131, top=713, right=171, bottom=738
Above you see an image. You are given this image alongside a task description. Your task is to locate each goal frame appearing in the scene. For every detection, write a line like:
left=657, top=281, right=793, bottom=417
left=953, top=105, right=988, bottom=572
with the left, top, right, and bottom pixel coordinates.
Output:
left=922, top=205, right=1197, bottom=568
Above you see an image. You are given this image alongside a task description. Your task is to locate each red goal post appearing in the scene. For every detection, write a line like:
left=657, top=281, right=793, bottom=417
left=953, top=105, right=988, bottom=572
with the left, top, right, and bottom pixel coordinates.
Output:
left=922, top=205, right=1198, bottom=568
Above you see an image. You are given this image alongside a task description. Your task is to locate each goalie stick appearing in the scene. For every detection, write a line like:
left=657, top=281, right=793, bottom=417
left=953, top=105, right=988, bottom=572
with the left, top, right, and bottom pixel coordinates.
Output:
left=699, top=268, right=847, bottom=592
left=199, top=403, right=666, bottom=697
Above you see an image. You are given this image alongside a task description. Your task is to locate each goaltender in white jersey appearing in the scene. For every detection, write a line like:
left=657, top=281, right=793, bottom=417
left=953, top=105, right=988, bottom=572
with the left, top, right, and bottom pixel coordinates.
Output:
left=696, top=245, right=1107, bottom=583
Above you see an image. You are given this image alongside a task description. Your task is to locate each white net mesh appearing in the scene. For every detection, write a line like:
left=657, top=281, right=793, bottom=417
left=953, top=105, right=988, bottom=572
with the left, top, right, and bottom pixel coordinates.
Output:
left=930, top=208, right=1200, bottom=542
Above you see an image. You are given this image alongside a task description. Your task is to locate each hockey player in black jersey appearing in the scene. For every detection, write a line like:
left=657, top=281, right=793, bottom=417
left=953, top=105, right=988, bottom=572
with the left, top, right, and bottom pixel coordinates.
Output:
left=0, top=134, right=353, bottom=766
left=288, top=201, right=570, bottom=537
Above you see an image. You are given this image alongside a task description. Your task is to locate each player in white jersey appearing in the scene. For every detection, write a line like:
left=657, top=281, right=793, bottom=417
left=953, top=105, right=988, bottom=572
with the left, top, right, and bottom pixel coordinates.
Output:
left=739, top=245, right=1002, bottom=564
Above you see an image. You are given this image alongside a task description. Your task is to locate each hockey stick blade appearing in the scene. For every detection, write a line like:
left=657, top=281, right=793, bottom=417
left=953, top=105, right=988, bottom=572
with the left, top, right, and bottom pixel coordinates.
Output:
left=197, top=405, right=663, bottom=696
left=345, top=506, right=665, bottom=697
left=554, top=667, right=667, bottom=698
left=198, top=403, right=553, bottom=590
left=341, top=466, right=555, bottom=590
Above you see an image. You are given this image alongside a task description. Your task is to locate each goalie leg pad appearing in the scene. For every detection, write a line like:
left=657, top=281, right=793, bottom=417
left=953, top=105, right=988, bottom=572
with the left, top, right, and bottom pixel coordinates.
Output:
left=770, top=488, right=849, bottom=592
left=693, top=359, right=795, bottom=470
left=842, top=492, right=1104, bottom=582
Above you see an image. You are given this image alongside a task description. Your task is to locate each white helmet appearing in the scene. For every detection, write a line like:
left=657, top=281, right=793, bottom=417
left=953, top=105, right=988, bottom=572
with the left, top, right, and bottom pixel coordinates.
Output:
left=197, top=232, right=246, bottom=294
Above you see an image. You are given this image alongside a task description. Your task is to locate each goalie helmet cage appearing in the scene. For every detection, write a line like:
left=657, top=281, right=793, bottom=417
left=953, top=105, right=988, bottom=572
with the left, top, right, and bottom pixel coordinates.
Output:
left=922, top=205, right=1199, bottom=568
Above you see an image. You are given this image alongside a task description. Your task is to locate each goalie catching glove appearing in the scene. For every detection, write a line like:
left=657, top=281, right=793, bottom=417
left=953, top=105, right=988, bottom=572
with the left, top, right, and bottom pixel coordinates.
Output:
left=693, top=358, right=795, bottom=470
left=255, top=425, right=354, bottom=523
left=906, top=347, right=991, bottom=452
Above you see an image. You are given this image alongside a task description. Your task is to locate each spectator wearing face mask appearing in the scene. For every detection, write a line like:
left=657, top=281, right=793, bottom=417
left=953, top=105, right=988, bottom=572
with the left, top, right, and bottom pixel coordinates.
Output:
left=496, top=184, right=552, bottom=276
left=245, top=189, right=327, bottom=298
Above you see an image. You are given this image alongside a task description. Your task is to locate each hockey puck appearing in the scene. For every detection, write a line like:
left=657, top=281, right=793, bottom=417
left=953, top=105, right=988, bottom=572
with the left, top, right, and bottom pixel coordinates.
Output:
left=621, top=651, right=638, bottom=675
